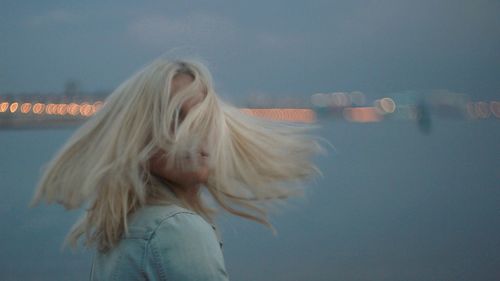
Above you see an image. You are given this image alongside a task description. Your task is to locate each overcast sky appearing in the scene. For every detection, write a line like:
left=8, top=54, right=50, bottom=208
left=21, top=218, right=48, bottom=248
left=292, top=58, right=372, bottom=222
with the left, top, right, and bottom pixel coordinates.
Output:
left=1, top=0, right=499, bottom=101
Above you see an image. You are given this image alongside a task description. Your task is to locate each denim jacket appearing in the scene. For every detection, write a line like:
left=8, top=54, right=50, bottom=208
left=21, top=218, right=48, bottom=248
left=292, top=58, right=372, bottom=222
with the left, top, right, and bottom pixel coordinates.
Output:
left=90, top=204, right=229, bottom=281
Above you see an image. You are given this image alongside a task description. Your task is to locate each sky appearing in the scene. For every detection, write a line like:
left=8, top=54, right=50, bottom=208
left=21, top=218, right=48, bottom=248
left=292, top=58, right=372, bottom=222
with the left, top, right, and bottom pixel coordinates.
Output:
left=1, top=0, right=499, bottom=102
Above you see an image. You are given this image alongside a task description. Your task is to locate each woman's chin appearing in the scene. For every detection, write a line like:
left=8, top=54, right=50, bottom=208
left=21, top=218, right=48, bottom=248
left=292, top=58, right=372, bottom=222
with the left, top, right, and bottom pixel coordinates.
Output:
left=175, top=167, right=209, bottom=187
left=196, top=167, right=210, bottom=185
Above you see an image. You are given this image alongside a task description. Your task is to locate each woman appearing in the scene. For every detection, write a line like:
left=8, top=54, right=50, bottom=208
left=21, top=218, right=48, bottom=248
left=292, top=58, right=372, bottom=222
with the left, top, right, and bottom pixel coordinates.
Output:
left=32, top=58, right=322, bottom=280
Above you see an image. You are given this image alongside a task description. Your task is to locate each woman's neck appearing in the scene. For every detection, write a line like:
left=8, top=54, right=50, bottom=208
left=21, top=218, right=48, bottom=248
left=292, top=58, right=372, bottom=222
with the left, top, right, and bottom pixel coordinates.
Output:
left=170, top=184, right=201, bottom=206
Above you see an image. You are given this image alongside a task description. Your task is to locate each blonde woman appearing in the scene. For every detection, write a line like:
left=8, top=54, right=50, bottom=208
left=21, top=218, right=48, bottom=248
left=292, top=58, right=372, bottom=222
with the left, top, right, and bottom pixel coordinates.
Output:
left=32, top=58, right=322, bottom=280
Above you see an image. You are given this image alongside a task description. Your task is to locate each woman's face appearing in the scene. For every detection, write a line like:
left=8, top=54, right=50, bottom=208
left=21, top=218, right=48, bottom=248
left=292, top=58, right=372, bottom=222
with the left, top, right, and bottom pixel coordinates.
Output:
left=149, top=73, right=210, bottom=188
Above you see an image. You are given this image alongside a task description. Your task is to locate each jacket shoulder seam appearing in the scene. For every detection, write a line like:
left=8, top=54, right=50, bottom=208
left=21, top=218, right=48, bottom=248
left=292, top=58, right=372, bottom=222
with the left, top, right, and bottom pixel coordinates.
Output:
left=147, top=210, right=200, bottom=240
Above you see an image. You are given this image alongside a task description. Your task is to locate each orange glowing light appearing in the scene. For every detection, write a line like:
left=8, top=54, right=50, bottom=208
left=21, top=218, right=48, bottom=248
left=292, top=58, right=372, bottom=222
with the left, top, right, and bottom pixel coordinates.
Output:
left=21, top=103, right=32, bottom=113
left=45, top=103, right=56, bottom=114
left=56, top=104, right=68, bottom=115
left=241, top=108, right=315, bottom=123
left=9, top=102, right=19, bottom=113
left=80, top=103, right=93, bottom=116
left=68, top=103, right=80, bottom=115
left=343, top=107, right=383, bottom=122
left=0, top=102, right=8, bottom=112
left=33, top=103, right=45, bottom=114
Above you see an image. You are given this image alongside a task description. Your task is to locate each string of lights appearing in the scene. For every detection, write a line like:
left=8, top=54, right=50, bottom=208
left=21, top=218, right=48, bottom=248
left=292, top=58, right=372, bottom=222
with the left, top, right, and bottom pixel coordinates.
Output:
left=0, top=92, right=498, bottom=129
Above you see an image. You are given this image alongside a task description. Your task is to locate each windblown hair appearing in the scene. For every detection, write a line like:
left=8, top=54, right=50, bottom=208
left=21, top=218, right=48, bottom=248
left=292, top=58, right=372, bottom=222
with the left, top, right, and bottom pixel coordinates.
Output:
left=32, top=58, right=323, bottom=251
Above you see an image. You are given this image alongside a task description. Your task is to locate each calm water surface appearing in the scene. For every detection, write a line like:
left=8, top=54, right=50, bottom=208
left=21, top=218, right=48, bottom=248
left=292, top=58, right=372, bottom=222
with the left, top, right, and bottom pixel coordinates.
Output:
left=1, top=118, right=499, bottom=281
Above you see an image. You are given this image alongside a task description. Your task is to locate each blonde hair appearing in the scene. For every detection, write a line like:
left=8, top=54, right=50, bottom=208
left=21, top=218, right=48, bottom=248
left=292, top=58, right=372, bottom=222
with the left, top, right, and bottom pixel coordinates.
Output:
left=32, top=58, right=323, bottom=251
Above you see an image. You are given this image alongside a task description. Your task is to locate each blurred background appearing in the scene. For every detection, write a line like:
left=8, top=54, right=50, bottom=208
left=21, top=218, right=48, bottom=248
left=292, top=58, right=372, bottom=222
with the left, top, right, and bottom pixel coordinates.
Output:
left=1, top=0, right=499, bottom=280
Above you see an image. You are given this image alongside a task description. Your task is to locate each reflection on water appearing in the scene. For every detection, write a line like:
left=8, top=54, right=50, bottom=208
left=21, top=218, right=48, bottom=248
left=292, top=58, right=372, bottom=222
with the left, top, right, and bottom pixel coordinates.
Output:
left=0, top=119, right=499, bottom=281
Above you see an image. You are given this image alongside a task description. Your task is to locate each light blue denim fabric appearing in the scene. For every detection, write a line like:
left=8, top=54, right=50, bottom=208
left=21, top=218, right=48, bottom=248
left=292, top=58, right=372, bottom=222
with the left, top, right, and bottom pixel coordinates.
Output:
left=90, top=204, right=229, bottom=281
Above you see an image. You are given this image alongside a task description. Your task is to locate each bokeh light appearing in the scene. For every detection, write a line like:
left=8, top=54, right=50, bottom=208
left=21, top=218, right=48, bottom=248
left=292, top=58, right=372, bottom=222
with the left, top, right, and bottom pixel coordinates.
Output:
left=9, top=102, right=19, bottom=113
left=33, top=103, right=45, bottom=114
left=20, top=103, right=32, bottom=114
left=241, top=108, right=315, bottom=123
left=343, top=107, right=382, bottom=122
left=0, top=102, right=9, bottom=113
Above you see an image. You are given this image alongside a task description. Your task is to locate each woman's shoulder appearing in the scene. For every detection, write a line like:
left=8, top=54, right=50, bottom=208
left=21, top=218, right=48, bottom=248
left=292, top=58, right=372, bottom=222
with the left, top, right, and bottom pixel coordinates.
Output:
left=125, top=204, right=206, bottom=239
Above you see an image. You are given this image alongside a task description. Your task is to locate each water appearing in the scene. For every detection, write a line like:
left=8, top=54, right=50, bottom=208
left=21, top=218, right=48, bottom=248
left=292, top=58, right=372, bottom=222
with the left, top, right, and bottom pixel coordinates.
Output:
left=1, top=118, right=499, bottom=281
